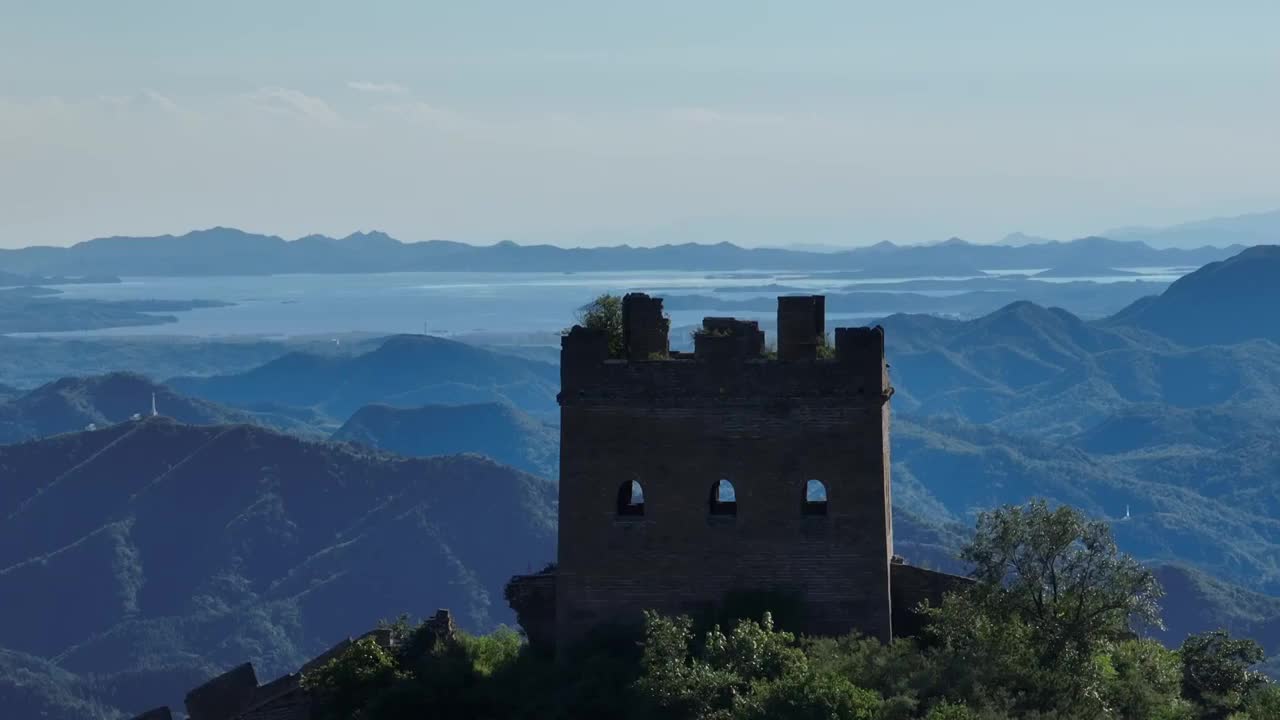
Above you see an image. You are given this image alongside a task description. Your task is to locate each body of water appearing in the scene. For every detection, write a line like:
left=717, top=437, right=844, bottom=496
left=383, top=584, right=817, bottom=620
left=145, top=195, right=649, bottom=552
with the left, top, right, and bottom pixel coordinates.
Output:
left=35, top=268, right=1182, bottom=339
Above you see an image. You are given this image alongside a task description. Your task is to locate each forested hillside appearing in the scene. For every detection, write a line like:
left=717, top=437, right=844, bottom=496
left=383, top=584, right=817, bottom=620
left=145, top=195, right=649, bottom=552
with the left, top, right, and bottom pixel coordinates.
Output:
left=0, top=419, right=555, bottom=717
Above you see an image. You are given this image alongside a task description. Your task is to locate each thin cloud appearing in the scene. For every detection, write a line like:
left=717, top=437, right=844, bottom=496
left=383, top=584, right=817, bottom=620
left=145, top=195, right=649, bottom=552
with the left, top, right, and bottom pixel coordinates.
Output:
left=246, top=87, right=340, bottom=125
left=141, top=89, right=181, bottom=113
left=347, top=80, right=409, bottom=95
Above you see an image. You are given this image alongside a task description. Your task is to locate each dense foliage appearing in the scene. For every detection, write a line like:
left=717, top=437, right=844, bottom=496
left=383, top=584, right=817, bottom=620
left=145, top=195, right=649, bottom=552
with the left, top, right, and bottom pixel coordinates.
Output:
left=303, top=501, right=1278, bottom=720
left=573, top=293, right=625, bottom=358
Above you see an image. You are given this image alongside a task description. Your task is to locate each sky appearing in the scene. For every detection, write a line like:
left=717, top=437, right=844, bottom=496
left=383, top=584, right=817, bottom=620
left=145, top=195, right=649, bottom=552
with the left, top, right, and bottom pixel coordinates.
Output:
left=1, top=1, right=1278, bottom=249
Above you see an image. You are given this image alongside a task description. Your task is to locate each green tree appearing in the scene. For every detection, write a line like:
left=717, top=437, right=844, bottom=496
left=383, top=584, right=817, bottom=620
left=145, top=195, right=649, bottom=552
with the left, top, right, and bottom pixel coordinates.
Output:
left=928, top=499, right=1164, bottom=714
left=635, top=611, right=881, bottom=720
left=1178, top=631, right=1268, bottom=719
left=573, top=293, right=624, bottom=358
left=1102, top=639, right=1195, bottom=720
left=737, top=668, right=880, bottom=720
left=924, top=700, right=977, bottom=720
left=1237, top=683, right=1280, bottom=720
left=302, top=637, right=403, bottom=720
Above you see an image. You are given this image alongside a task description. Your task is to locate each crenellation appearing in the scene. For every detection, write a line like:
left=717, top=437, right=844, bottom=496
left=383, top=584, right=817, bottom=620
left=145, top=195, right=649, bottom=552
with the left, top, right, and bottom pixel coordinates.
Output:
left=561, top=325, right=609, bottom=363
left=622, top=292, right=670, bottom=360
left=834, top=325, right=884, bottom=364
left=777, top=295, right=826, bottom=361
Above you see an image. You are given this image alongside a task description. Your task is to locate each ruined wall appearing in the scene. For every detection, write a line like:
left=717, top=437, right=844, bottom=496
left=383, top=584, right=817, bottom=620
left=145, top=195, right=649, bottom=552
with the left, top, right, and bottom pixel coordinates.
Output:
left=890, top=563, right=974, bottom=639
left=506, top=572, right=557, bottom=653
left=556, top=300, right=894, bottom=647
left=184, top=662, right=258, bottom=720
left=155, top=621, right=413, bottom=720
left=128, top=708, right=173, bottom=720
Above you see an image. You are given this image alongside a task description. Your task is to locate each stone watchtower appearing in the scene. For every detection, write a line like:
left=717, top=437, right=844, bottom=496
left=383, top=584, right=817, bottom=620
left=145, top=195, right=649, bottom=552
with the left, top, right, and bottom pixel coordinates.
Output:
left=512, top=293, right=899, bottom=649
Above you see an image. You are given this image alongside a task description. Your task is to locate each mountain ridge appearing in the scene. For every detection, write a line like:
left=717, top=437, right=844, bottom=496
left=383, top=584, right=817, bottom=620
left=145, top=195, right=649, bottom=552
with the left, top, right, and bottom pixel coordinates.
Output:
left=169, top=333, right=561, bottom=421
left=0, top=226, right=1240, bottom=276
left=1107, top=209, right=1280, bottom=250
left=0, top=418, right=556, bottom=717
left=1103, top=245, right=1280, bottom=345
left=332, top=401, right=559, bottom=478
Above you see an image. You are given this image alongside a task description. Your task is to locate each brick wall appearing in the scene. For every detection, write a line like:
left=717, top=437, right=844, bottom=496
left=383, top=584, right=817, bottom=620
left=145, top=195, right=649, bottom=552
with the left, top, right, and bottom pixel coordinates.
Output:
left=555, top=297, right=894, bottom=648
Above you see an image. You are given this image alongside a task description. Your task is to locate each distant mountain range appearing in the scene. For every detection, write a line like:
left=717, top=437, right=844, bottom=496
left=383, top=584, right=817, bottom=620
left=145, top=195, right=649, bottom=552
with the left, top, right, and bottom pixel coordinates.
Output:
left=169, top=334, right=561, bottom=423
left=1106, top=209, right=1280, bottom=250
left=0, top=227, right=1241, bottom=276
left=0, top=335, right=367, bottom=391
left=0, top=419, right=555, bottom=718
left=996, top=209, right=1280, bottom=250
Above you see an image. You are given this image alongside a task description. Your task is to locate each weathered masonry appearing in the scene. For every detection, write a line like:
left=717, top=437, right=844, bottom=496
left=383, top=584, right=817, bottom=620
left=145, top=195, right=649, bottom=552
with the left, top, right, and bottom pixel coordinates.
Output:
left=508, top=293, right=967, bottom=651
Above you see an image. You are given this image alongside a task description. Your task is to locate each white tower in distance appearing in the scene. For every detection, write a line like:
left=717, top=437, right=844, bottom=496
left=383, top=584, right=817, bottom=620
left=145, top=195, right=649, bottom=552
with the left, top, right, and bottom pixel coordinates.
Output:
left=151, top=392, right=158, bottom=417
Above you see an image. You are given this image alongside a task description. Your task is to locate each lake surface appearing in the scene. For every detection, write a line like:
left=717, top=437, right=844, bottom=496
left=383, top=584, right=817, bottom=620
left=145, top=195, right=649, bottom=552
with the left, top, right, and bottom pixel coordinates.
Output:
left=38, top=268, right=1186, bottom=339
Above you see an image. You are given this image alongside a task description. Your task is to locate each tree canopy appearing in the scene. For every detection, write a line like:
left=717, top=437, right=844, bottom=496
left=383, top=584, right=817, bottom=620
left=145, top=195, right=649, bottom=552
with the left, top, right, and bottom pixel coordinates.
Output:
left=300, top=500, right=1275, bottom=720
left=573, top=293, right=624, bottom=358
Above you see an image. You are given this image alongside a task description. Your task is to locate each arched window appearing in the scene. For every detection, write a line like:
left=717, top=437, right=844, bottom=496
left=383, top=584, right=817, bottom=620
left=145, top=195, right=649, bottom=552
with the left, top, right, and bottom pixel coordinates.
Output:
left=709, top=479, right=737, bottom=516
left=803, top=479, right=828, bottom=516
left=616, top=480, right=645, bottom=517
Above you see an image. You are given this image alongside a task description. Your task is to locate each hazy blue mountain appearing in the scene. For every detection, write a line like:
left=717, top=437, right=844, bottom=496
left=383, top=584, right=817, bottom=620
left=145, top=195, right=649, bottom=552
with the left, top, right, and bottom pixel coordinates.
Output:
left=882, top=300, right=1280, bottom=439
left=1105, top=245, right=1280, bottom=345
left=333, top=402, right=559, bottom=478
left=1152, top=564, right=1280, bottom=677
left=0, top=373, right=335, bottom=443
left=892, top=415, right=1280, bottom=595
left=169, top=334, right=561, bottom=421
left=0, top=373, right=250, bottom=443
left=0, top=335, right=373, bottom=392
left=999, top=232, right=1056, bottom=246
left=1110, top=432, right=1280, bottom=519
left=0, top=227, right=1238, bottom=276
left=0, top=419, right=555, bottom=717
left=1068, top=404, right=1275, bottom=455
left=1107, top=209, right=1280, bottom=250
